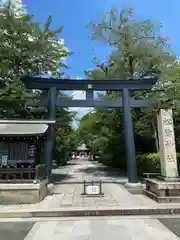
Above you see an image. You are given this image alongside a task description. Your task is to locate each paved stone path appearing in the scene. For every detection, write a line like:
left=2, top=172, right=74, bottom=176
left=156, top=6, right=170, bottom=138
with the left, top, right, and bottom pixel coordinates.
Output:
left=1, top=158, right=180, bottom=212
left=50, top=158, right=128, bottom=183
left=1, top=159, right=180, bottom=239
left=45, top=158, right=179, bottom=209
left=25, top=218, right=180, bottom=240
left=47, top=158, right=150, bottom=208
left=1, top=217, right=180, bottom=239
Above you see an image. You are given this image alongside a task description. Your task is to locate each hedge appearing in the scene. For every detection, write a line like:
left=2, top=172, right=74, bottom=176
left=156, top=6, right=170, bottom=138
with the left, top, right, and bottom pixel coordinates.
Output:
left=136, top=153, right=180, bottom=176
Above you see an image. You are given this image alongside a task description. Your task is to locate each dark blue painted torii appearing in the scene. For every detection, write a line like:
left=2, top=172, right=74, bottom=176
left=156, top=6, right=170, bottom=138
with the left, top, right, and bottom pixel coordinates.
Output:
left=23, top=77, right=157, bottom=184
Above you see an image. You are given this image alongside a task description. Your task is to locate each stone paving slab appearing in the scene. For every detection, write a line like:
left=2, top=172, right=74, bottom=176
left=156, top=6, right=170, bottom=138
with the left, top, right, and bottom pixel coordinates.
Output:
left=48, top=183, right=144, bottom=208
left=24, top=218, right=180, bottom=240
left=1, top=217, right=180, bottom=239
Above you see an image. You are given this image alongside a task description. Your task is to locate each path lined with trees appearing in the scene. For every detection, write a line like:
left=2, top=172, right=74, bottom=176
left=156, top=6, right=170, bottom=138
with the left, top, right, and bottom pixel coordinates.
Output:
left=1, top=3, right=180, bottom=175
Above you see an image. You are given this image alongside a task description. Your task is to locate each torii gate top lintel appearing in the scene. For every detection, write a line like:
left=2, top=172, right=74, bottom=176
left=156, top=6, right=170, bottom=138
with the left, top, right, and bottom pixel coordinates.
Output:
left=23, top=77, right=157, bottom=91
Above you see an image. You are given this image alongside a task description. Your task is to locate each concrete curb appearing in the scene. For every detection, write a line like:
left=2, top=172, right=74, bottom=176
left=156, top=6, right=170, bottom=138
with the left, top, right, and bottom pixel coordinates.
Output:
left=1, top=207, right=180, bottom=218
left=51, top=181, right=128, bottom=184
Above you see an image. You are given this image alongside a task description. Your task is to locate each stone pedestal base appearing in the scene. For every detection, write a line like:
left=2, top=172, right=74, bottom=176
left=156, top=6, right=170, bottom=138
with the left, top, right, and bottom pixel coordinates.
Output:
left=157, top=176, right=180, bottom=182
left=124, top=182, right=145, bottom=194
left=0, top=179, right=48, bottom=204
left=144, top=178, right=180, bottom=203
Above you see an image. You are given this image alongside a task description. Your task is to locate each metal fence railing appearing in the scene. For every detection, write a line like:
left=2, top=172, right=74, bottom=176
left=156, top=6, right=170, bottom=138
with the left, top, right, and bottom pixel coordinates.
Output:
left=0, top=164, right=47, bottom=183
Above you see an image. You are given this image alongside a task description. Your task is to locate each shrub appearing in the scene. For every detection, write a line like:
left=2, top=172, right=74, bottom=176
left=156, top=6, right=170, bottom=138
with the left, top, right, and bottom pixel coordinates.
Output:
left=136, top=153, right=180, bottom=176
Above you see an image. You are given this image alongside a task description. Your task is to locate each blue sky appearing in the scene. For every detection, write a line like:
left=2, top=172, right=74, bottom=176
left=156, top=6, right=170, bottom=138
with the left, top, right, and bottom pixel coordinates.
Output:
left=24, top=0, right=180, bottom=79
left=22, top=0, right=180, bottom=126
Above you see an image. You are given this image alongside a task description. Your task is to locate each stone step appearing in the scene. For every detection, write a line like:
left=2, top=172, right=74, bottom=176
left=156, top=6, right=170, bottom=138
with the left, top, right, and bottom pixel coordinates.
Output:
left=1, top=206, right=180, bottom=218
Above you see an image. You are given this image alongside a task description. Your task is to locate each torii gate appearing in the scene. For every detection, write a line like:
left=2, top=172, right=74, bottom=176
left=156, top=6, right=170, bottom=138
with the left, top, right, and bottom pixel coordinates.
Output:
left=23, top=77, right=157, bottom=185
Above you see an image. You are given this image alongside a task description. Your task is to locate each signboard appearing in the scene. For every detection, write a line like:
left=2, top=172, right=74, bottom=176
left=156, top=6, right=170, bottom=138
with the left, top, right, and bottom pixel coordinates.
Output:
left=81, top=181, right=104, bottom=197
left=86, top=185, right=100, bottom=195
left=1, top=155, right=8, bottom=166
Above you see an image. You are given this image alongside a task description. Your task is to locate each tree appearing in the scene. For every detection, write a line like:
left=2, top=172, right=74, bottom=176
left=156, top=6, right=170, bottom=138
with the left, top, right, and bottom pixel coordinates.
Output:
left=0, top=3, right=77, bottom=166
left=78, top=7, right=178, bottom=169
left=88, top=8, right=175, bottom=80
left=0, top=3, right=70, bottom=117
left=54, top=108, right=78, bottom=166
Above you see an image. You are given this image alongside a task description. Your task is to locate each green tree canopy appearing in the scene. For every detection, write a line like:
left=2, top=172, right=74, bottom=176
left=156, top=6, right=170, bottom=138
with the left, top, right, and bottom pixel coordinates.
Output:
left=0, top=3, right=77, bottom=167
left=78, top=7, right=180, bottom=169
left=0, top=3, right=70, bottom=117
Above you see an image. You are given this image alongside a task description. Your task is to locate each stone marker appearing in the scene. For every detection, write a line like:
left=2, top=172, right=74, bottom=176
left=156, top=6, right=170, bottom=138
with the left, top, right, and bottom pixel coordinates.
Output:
left=157, top=109, right=178, bottom=179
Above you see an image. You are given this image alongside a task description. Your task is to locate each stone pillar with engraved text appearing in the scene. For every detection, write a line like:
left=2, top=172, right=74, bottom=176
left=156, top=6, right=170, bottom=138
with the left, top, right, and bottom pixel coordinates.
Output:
left=157, top=109, right=178, bottom=179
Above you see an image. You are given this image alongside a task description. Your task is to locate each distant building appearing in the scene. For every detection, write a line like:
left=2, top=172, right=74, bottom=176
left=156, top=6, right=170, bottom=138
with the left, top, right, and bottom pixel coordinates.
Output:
left=72, top=144, right=89, bottom=158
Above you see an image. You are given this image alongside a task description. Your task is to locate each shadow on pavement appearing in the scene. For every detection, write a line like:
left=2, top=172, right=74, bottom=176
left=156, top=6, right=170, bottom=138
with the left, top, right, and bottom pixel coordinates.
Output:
left=49, top=173, right=74, bottom=184
left=158, top=218, right=180, bottom=238
left=76, top=165, right=127, bottom=179
left=65, top=162, right=78, bottom=166
left=0, top=222, right=35, bottom=240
